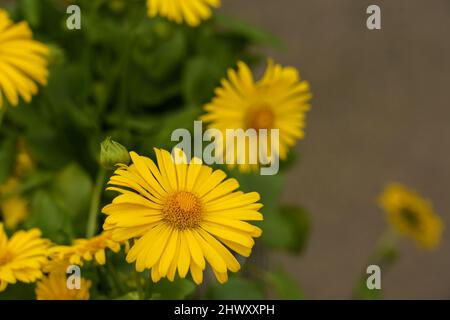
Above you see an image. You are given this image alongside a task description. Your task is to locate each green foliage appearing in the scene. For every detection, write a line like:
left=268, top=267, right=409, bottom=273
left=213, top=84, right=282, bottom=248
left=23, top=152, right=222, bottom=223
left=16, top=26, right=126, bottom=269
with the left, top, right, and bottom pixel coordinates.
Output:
left=151, top=278, right=196, bottom=300
left=0, top=135, right=16, bottom=184
left=206, top=277, right=265, bottom=300
left=266, top=267, right=305, bottom=300
left=230, top=169, right=311, bottom=254
left=0, top=0, right=310, bottom=300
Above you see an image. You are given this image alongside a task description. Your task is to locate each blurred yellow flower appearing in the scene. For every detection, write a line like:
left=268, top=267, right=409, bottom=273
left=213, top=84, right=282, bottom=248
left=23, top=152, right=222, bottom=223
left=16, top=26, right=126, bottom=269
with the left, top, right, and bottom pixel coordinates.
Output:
left=102, top=148, right=263, bottom=284
left=50, top=231, right=121, bottom=267
left=0, top=224, right=50, bottom=292
left=14, top=139, right=35, bottom=177
left=379, top=183, right=443, bottom=249
left=0, top=178, right=28, bottom=229
left=36, top=271, right=91, bottom=300
left=71, top=231, right=121, bottom=265
left=147, top=0, right=221, bottom=27
left=0, top=141, right=35, bottom=229
left=200, top=60, right=312, bottom=172
left=0, top=9, right=49, bottom=108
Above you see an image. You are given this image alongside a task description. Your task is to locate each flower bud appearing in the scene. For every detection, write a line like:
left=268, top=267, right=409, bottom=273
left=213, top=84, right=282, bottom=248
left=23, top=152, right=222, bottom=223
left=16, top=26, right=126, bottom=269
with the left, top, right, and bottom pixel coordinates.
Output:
left=100, top=137, right=130, bottom=170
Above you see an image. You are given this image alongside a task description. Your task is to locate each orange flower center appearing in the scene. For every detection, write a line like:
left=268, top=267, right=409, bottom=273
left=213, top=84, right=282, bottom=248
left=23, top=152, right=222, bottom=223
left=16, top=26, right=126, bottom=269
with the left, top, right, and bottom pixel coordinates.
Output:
left=246, top=106, right=275, bottom=130
left=163, top=191, right=203, bottom=229
left=0, top=249, right=12, bottom=265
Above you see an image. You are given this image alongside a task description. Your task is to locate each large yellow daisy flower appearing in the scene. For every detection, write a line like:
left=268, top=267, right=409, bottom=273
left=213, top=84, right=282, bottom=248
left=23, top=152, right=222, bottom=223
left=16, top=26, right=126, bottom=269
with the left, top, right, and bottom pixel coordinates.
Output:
left=147, top=0, right=221, bottom=27
left=0, top=9, right=49, bottom=108
left=379, top=183, right=443, bottom=249
left=102, top=148, right=263, bottom=284
left=0, top=224, right=50, bottom=291
left=200, top=60, right=312, bottom=172
left=36, top=271, right=91, bottom=300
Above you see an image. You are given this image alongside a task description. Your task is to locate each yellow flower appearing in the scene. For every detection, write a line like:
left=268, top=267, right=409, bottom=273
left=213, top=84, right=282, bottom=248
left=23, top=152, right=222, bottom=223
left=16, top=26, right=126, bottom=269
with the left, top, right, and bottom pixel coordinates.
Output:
left=102, top=148, right=263, bottom=284
left=147, top=0, right=221, bottom=27
left=200, top=60, right=312, bottom=172
left=0, top=9, right=49, bottom=108
left=14, top=139, right=35, bottom=177
left=36, top=271, right=91, bottom=300
left=50, top=231, right=121, bottom=267
left=379, top=183, right=443, bottom=249
left=71, top=231, right=121, bottom=265
left=0, top=224, right=50, bottom=292
left=0, top=178, right=29, bottom=229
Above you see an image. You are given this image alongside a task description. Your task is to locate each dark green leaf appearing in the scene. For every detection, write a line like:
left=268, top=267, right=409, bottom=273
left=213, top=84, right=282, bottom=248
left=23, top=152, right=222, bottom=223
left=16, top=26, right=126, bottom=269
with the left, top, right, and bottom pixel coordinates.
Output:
left=207, top=277, right=265, bottom=300
left=266, top=267, right=305, bottom=299
left=151, top=278, right=196, bottom=300
left=51, top=163, right=93, bottom=218
left=280, top=205, right=311, bottom=254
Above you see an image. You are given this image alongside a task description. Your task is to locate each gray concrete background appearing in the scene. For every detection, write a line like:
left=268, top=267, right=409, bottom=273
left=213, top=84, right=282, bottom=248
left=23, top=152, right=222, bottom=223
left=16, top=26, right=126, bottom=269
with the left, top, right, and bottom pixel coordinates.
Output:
left=223, top=0, right=450, bottom=299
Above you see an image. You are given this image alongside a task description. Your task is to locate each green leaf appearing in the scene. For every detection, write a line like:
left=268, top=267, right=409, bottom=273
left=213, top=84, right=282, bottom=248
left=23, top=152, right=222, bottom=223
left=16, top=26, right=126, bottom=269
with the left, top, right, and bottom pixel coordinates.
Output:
left=260, top=209, right=297, bottom=249
left=51, top=163, right=93, bottom=218
left=0, top=282, right=35, bottom=300
left=20, top=0, right=41, bottom=28
left=280, top=205, right=311, bottom=254
left=150, top=278, right=196, bottom=300
left=216, top=14, right=282, bottom=47
left=115, top=291, right=140, bottom=300
left=182, top=57, right=223, bottom=105
left=207, top=277, right=265, bottom=300
left=26, top=190, right=72, bottom=242
left=266, top=267, right=305, bottom=300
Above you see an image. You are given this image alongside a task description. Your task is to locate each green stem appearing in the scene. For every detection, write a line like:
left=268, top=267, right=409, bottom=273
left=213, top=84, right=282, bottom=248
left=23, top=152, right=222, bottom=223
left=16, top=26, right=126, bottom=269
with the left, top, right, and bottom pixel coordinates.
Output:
left=106, top=262, right=125, bottom=296
left=133, top=269, right=145, bottom=300
left=86, top=168, right=106, bottom=238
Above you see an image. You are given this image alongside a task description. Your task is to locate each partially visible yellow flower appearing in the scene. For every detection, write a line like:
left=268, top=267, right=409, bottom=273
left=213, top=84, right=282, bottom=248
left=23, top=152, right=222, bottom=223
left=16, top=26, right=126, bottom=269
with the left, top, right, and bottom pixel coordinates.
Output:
left=0, top=9, right=49, bottom=108
left=379, top=183, right=443, bottom=249
left=44, top=250, right=73, bottom=275
left=200, top=60, right=312, bottom=172
left=102, top=148, right=263, bottom=285
left=0, top=140, right=34, bottom=229
left=0, top=178, right=28, bottom=229
left=50, top=231, right=121, bottom=267
left=147, top=0, right=221, bottom=27
left=36, top=271, right=91, bottom=300
left=0, top=224, right=50, bottom=291
left=71, top=231, right=121, bottom=265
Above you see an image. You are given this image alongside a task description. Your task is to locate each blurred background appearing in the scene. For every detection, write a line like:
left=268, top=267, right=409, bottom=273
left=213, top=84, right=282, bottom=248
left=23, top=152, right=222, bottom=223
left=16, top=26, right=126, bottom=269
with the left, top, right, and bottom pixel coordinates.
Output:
left=223, top=0, right=450, bottom=299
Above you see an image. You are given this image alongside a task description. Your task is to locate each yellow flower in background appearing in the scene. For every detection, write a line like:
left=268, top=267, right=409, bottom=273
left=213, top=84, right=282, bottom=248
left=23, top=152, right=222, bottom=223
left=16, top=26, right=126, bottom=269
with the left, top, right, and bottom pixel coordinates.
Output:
left=36, top=272, right=91, bottom=300
left=147, top=0, right=221, bottom=27
left=0, top=224, right=50, bottom=291
left=71, top=231, right=121, bottom=265
left=0, top=178, right=28, bottom=229
left=200, top=60, right=312, bottom=172
left=0, top=9, right=49, bottom=108
left=102, top=148, right=263, bottom=284
left=379, top=183, right=443, bottom=249
left=14, top=139, right=35, bottom=177
left=50, top=231, right=121, bottom=267
left=0, top=140, right=34, bottom=229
